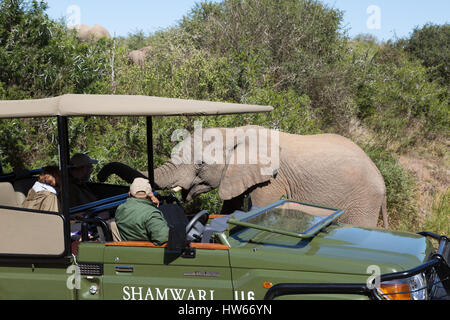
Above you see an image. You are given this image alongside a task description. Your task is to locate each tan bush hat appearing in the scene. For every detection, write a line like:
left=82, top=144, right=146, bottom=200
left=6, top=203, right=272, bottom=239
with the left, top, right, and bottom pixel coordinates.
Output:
left=70, top=153, right=98, bottom=168
left=130, top=177, right=153, bottom=198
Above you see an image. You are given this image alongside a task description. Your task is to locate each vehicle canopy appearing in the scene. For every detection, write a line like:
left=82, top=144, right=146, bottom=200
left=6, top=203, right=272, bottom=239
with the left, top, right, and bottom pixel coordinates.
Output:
left=0, top=94, right=273, bottom=262
left=0, top=94, right=273, bottom=118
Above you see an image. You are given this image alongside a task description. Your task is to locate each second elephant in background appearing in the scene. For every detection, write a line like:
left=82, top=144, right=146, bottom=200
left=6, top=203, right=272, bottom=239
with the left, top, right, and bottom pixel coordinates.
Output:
left=73, top=24, right=111, bottom=42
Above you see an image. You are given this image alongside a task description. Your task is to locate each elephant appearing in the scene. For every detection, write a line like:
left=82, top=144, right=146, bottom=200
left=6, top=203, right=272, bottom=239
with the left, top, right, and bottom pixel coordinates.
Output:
left=98, top=126, right=388, bottom=228
left=72, top=24, right=111, bottom=42
left=127, top=45, right=152, bottom=67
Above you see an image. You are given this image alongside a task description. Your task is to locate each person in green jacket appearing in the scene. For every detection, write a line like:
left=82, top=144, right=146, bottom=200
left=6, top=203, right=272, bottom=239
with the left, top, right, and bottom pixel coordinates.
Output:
left=115, top=177, right=169, bottom=245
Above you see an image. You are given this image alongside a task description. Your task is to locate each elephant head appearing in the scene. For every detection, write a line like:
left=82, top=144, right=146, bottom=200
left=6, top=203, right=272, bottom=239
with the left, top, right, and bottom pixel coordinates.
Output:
left=96, top=125, right=278, bottom=203
left=72, top=24, right=111, bottom=42
left=154, top=126, right=280, bottom=204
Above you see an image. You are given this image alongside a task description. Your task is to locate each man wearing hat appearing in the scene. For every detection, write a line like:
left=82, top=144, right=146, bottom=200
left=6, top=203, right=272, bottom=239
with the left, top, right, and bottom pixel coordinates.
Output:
left=114, top=177, right=169, bottom=245
left=68, top=153, right=99, bottom=209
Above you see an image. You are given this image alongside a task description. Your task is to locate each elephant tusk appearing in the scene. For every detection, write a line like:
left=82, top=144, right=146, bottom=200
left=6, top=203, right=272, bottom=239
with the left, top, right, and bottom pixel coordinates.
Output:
left=171, top=186, right=182, bottom=193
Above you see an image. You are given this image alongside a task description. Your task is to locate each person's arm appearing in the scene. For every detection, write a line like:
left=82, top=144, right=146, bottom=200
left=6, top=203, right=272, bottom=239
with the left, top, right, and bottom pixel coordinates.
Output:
left=145, top=211, right=169, bottom=245
left=149, top=193, right=160, bottom=207
left=41, top=193, right=60, bottom=212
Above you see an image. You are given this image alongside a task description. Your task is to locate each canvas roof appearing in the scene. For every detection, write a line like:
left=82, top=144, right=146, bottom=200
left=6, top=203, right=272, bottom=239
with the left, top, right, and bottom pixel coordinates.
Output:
left=0, top=94, right=273, bottom=118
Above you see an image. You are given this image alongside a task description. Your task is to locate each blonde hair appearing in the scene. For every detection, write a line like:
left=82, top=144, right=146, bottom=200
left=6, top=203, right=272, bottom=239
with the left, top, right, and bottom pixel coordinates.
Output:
left=38, top=166, right=61, bottom=188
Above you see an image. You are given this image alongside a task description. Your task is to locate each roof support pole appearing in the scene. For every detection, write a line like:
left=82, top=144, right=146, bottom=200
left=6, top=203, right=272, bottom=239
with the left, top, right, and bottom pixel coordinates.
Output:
left=146, top=116, right=155, bottom=187
left=57, top=116, right=72, bottom=256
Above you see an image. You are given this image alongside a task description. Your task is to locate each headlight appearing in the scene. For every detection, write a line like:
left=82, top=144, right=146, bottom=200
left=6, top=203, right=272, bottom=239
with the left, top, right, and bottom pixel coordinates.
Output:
left=376, top=273, right=428, bottom=300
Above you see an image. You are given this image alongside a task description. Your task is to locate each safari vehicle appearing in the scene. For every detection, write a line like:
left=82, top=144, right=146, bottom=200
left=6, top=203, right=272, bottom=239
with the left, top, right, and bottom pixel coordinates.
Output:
left=0, top=94, right=448, bottom=301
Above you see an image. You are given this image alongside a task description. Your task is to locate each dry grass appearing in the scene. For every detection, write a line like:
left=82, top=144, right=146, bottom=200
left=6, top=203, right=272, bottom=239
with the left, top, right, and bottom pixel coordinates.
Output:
left=423, top=188, right=450, bottom=235
left=397, top=139, right=449, bottom=234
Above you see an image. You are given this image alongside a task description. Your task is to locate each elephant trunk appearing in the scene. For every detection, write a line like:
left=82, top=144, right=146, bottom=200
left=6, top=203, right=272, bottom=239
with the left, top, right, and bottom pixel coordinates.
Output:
left=153, top=161, right=177, bottom=190
left=97, top=162, right=147, bottom=184
left=96, top=161, right=179, bottom=192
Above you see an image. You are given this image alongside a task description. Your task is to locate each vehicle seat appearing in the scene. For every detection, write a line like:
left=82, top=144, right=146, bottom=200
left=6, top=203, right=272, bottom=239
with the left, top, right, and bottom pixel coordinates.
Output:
left=159, top=203, right=188, bottom=228
left=0, top=182, right=20, bottom=207
left=108, top=219, right=122, bottom=242
left=13, top=177, right=37, bottom=206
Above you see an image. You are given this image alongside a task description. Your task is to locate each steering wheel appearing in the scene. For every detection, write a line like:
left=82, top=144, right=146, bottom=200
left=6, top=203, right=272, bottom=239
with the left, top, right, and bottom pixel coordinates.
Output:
left=186, top=210, right=209, bottom=234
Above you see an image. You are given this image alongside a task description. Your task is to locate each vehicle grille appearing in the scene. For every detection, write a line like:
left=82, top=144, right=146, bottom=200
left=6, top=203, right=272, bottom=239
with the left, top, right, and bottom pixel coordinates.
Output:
left=78, top=263, right=103, bottom=276
left=443, top=240, right=450, bottom=265
left=428, top=267, right=450, bottom=299
left=429, top=237, right=450, bottom=300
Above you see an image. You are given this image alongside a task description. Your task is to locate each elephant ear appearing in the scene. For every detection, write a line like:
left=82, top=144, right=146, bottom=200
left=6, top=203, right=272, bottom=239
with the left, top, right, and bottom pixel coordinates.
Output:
left=218, top=132, right=280, bottom=200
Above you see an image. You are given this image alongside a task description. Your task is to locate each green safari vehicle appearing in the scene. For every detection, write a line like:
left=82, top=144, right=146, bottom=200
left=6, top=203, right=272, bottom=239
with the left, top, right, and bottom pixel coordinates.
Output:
left=0, top=95, right=448, bottom=301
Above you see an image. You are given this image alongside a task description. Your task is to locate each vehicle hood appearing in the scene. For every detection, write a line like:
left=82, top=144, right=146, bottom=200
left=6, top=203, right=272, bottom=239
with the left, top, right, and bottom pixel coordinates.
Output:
left=228, top=224, right=433, bottom=276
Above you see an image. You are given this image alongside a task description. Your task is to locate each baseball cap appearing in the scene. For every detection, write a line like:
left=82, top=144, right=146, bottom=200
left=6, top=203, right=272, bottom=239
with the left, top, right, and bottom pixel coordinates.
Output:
left=70, top=153, right=98, bottom=168
left=130, top=177, right=153, bottom=198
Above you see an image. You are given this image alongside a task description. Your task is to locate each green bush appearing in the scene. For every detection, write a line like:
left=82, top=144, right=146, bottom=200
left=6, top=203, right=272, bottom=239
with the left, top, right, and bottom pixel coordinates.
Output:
left=0, top=0, right=115, bottom=169
left=401, top=23, right=450, bottom=87
left=0, top=0, right=114, bottom=98
left=176, top=0, right=355, bottom=129
left=351, top=43, right=449, bottom=150
left=362, top=144, right=419, bottom=230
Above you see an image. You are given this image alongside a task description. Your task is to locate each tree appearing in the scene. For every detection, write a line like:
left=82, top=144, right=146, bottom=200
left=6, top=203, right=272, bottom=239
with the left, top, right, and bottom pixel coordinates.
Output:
left=0, top=0, right=113, bottom=99
left=402, top=23, right=450, bottom=86
left=173, top=0, right=354, bottom=129
left=0, top=0, right=114, bottom=169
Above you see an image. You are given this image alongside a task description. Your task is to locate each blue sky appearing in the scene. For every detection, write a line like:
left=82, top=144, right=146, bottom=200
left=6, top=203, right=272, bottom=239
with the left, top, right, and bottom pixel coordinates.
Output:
left=45, top=0, right=449, bottom=41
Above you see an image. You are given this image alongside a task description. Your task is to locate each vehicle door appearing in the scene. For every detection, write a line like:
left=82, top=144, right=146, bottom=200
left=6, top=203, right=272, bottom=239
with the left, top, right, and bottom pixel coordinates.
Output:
left=101, top=242, right=233, bottom=300
left=0, top=203, right=74, bottom=300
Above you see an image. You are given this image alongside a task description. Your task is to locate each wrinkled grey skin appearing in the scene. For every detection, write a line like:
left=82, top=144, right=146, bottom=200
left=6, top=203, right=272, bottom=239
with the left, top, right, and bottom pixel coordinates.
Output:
left=99, top=126, right=388, bottom=228
left=127, top=46, right=152, bottom=67
left=73, top=24, right=111, bottom=42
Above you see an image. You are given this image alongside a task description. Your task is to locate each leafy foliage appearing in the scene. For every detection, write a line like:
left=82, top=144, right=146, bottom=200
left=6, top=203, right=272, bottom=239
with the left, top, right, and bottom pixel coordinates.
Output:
left=362, top=144, right=418, bottom=229
left=401, top=23, right=450, bottom=87
left=0, top=0, right=448, bottom=231
left=352, top=43, right=448, bottom=149
left=0, top=0, right=113, bottom=98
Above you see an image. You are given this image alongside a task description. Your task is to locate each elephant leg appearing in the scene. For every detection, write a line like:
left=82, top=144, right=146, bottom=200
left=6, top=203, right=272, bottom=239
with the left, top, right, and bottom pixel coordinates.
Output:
left=340, top=207, right=379, bottom=228
left=337, top=191, right=386, bottom=228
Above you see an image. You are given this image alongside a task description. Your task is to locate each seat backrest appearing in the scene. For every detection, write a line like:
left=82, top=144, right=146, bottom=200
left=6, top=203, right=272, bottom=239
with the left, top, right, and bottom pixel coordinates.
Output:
left=108, top=219, right=122, bottom=242
left=13, top=177, right=37, bottom=206
left=0, top=182, right=19, bottom=207
left=159, top=203, right=188, bottom=228
left=0, top=207, right=65, bottom=255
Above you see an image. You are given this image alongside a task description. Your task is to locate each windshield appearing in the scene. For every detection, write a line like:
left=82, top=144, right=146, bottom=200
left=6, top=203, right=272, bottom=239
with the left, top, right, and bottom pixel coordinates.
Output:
left=228, top=201, right=344, bottom=240
left=244, top=202, right=335, bottom=233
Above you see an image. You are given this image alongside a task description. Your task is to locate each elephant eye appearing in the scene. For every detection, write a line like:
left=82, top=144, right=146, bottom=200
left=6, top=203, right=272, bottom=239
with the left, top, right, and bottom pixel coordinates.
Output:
left=194, top=161, right=203, bottom=168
